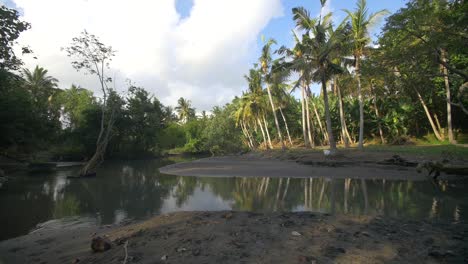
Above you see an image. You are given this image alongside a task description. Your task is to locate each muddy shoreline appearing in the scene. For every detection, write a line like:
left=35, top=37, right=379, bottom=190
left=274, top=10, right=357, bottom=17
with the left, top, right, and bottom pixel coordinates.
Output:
left=159, top=151, right=466, bottom=180
left=0, top=211, right=466, bottom=264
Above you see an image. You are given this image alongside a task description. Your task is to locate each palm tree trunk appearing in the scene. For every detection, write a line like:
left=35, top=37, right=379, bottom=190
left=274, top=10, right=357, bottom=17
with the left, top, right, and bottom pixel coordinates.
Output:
left=414, top=88, right=443, bottom=141
left=434, top=113, right=443, bottom=138
left=322, top=79, right=337, bottom=152
left=301, top=86, right=310, bottom=147
left=279, top=108, right=293, bottom=146
left=265, top=85, right=286, bottom=150
left=257, top=117, right=269, bottom=149
left=441, top=49, right=455, bottom=143
left=356, top=58, right=365, bottom=150
left=336, top=79, right=350, bottom=147
left=241, top=121, right=254, bottom=149
left=262, top=115, right=274, bottom=149
left=305, top=90, right=315, bottom=147
left=312, top=100, right=328, bottom=144
left=244, top=122, right=256, bottom=149
left=370, top=82, right=385, bottom=144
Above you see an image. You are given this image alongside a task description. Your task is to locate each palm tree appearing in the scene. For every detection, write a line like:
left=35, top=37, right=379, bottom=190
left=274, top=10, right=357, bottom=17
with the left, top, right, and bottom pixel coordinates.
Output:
left=277, top=32, right=315, bottom=148
left=292, top=6, right=345, bottom=153
left=239, top=67, right=273, bottom=149
left=344, top=0, right=389, bottom=149
left=260, top=38, right=286, bottom=150
left=22, top=65, right=59, bottom=103
left=175, top=97, right=195, bottom=123
left=268, top=60, right=294, bottom=146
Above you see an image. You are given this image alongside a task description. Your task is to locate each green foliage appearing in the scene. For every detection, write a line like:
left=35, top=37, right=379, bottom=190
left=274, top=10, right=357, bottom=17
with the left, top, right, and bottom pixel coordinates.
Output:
left=0, top=5, right=31, bottom=70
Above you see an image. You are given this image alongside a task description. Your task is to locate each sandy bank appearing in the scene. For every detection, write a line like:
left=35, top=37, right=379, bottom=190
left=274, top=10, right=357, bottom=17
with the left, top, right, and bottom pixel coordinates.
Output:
left=158, top=154, right=428, bottom=180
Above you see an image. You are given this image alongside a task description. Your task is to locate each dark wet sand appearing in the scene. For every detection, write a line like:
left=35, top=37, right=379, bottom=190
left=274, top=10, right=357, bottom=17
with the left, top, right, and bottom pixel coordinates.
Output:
left=1, top=211, right=466, bottom=264
left=159, top=155, right=428, bottom=180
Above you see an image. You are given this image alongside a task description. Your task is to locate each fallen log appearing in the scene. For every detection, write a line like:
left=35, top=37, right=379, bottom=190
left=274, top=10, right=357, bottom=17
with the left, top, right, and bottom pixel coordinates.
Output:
left=417, top=161, right=468, bottom=179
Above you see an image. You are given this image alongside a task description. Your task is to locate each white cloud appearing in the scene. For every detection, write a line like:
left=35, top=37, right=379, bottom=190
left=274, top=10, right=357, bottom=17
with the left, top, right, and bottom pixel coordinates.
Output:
left=13, top=0, right=283, bottom=111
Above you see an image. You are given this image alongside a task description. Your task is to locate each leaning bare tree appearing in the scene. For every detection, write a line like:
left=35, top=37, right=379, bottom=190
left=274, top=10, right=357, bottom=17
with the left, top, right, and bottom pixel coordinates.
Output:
left=64, top=30, right=116, bottom=177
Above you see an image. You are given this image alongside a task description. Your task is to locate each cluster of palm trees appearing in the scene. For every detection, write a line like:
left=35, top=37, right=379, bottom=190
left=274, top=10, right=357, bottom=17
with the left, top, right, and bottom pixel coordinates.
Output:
left=235, top=0, right=388, bottom=153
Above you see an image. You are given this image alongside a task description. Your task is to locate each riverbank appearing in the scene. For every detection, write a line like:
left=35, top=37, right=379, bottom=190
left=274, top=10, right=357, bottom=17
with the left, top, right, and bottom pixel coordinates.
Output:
left=0, top=211, right=466, bottom=263
left=159, top=147, right=468, bottom=180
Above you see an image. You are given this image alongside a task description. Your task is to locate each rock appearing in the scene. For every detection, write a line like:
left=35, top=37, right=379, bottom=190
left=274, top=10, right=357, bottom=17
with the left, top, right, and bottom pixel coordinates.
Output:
left=72, top=258, right=80, bottom=263
left=176, top=247, right=187, bottom=253
left=161, top=255, right=168, bottom=261
left=91, top=236, right=112, bottom=252
left=291, top=231, right=301, bottom=236
left=222, top=212, right=233, bottom=219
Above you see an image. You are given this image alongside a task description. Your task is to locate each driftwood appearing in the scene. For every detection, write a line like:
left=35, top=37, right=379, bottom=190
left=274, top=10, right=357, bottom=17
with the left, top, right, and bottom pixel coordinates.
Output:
left=417, top=161, right=468, bottom=179
left=377, top=155, right=418, bottom=167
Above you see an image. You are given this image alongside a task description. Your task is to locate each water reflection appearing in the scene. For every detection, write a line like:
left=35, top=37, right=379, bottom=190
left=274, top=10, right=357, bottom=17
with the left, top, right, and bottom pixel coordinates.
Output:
left=1, top=158, right=467, bottom=240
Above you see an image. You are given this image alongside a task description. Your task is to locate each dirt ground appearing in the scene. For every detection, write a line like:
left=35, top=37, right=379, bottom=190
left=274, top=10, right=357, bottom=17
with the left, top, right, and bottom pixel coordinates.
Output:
left=0, top=211, right=466, bottom=264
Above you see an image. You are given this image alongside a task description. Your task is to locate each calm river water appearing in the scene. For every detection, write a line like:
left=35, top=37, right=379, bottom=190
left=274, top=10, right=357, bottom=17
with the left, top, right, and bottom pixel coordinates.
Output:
left=1, top=157, right=467, bottom=240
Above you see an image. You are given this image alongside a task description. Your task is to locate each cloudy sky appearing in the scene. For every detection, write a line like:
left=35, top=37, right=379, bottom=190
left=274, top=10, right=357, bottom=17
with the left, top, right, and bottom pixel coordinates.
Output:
left=3, top=0, right=406, bottom=111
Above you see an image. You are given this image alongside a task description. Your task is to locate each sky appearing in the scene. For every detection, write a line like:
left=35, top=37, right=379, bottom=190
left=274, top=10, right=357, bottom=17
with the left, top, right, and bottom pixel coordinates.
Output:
left=3, top=0, right=407, bottom=112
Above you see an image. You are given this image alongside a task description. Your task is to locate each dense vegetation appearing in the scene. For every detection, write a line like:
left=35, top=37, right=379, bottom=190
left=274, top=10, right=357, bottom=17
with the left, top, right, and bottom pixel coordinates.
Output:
left=0, top=0, right=467, bottom=162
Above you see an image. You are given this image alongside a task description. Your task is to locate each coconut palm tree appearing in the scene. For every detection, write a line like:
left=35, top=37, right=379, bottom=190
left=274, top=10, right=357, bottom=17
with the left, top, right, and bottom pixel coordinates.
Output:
left=260, top=38, right=286, bottom=150
left=277, top=32, right=315, bottom=148
left=292, top=6, right=345, bottom=153
left=22, top=65, right=59, bottom=103
left=175, top=97, right=195, bottom=123
left=239, top=67, right=274, bottom=149
left=344, top=0, right=389, bottom=149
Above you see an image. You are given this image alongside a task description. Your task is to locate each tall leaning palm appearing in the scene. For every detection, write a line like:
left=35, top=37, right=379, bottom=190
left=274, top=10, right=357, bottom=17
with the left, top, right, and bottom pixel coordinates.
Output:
left=260, top=38, right=286, bottom=150
left=344, top=0, right=389, bottom=149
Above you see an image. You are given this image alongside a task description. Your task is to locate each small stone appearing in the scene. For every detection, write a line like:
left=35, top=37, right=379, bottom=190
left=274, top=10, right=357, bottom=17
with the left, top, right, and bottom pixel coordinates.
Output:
left=161, top=255, right=168, bottom=261
left=72, top=258, right=80, bottom=264
left=176, top=247, right=187, bottom=253
left=291, top=231, right=301, bottom=236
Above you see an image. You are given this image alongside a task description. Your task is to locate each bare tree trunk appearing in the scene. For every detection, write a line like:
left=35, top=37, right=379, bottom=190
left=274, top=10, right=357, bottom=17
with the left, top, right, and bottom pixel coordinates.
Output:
left=370, top=82, right=385, bottom=144
left=79, top=97, right=116, bottom=176
left=262, top=115, right=274, bottom=149
left=257, top=117, right=269, bottom=149
left=279, top=108, right=293, bottom=146
left=265, top=84, right=286, bottom=150
left=415, top=89, right=443, bottom=141
left=301, top=86, right=309, bottom=147
left=336, top=79, right=350, bottom=147
left=441, top=49, right=455, bottom=143
left=356, top=58, right=365, bottom=150
left=322, top=79, right=337, bottom=152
